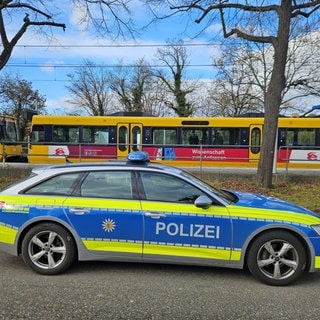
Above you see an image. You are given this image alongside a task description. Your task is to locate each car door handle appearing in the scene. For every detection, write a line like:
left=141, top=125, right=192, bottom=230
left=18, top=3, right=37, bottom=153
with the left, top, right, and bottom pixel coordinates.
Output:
left=69, top=208, right=90, bottom=215
left=144, top=211, right=166, bottom=219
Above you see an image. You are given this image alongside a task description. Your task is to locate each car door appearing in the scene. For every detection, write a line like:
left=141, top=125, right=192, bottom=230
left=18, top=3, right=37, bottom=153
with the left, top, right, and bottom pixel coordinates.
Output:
left=138, top=171, right=232, bottom=264
left=63, top=170, right=143, bottom=257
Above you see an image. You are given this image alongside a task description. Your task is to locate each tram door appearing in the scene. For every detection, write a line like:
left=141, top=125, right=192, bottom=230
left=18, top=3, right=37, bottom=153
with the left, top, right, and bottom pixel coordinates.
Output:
left=117, top=123, right=143, bottom=159
left=249, top=125, right=262, bottom=162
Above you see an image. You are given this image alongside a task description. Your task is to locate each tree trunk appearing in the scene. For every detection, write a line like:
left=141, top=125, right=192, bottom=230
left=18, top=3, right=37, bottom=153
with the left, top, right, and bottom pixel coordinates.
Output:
left=257, top=0, right=291, bottom=188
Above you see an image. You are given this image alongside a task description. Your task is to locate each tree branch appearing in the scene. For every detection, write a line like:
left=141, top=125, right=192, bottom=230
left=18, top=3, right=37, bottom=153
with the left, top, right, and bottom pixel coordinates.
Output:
left=169, top=1, right=279, bottom=25
left=0, top=11, right=66, bottom=70
left=0, top=10, right=8, bottom=47
left=292, top=2, right=320, bottom=18
left=6, top=2, right=53, bottom=19
left=218, top=5, right=275, bottom=44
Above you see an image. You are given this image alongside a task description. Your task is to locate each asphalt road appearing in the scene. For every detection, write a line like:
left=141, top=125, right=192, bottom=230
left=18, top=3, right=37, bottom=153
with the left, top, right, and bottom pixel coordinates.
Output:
left=1, top=252, right=320, bottom=320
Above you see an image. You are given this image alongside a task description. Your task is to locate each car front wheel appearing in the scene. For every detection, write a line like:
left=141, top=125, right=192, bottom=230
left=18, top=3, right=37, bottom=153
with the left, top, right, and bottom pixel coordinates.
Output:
left=21, top=223, right=76, bottom=275
left=247, top=230, right=306, bottom=286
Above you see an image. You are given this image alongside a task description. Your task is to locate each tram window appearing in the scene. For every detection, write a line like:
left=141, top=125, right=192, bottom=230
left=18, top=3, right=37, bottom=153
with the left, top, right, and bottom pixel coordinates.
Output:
left=212, top=130, right=224, bottom=145
left=182, top=129, right=202, bottom=145
left=6, top=122, right=17, bottom=141
left=31, top=125, right=45, bottom=143
left=278, top=128, right=286, bottom=146
left=0, top=126, right=4, bottom=140
left=212, top=128, right=241, bottom=146
left=82, top=126, right=109, bottom=144
left=188, top=130, right=199, bottom=145
left=240, top=128, right=249, bottom=145
left=286, top=130, right=296, bottom=146
left=201, top=129, right=209, bottom=145
left=152, top=128, right=177, bottom=145
left=251, top=127, right=261, bottom=154
left=286, top=129, right=316, bottom=146
left=132, top=126, right=141, bottom=151
left=119, top=126, right=128, bottom=151
left=53, top=126, right=79, bottom=143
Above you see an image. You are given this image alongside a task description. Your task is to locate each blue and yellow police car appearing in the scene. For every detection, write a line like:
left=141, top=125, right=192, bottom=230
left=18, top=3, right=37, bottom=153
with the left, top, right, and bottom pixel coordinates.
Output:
left=0, top=151, right=319, bottom=286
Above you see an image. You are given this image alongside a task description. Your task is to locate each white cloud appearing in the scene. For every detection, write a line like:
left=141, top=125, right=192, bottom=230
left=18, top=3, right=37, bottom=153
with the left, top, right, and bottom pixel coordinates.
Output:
left=40, top=61, right=65, bottom=73
left=4, top=3, right=226, bottom=113
left=46, top=96, right=75, bottom=115
left=203, top=23, right=223, bottom=36
left=69, top=3, right=90, bottom=32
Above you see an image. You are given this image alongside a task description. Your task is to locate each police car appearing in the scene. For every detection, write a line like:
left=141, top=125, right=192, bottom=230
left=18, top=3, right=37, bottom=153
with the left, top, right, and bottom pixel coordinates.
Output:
left=0, top=151, right=319, bottom=286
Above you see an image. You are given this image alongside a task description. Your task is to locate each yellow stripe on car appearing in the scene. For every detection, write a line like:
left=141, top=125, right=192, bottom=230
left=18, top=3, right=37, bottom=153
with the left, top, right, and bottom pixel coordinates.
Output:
left=314, top=256, right=320, bottom=268
left=143, top=243, right=231, bottom=260
left=227, top=206, right=320, bottom=226
left=82, top=239, right=243, bottom=261
left=140, top=201, right=230, bottom=217
left=1, top=195, right=318, bottom=227
left=83, top=240, right=142, bottom=253
left=0, top=224, right=18, bottom=245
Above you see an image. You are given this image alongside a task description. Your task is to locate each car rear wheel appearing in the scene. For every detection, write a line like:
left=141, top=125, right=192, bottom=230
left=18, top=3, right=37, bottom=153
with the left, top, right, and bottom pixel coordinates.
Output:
left=247, top=230, right=306, bottom=286
left=21, top=223, right=76, bottom=275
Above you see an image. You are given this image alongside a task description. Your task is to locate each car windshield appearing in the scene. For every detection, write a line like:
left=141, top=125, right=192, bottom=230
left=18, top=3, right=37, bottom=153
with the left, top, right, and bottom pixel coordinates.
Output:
left=179, top=170, right=236, bottom=204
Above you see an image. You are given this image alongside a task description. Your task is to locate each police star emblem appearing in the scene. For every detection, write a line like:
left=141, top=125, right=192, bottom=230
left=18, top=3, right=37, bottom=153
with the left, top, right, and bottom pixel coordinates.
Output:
left=102, top=218, right=116, bottom=232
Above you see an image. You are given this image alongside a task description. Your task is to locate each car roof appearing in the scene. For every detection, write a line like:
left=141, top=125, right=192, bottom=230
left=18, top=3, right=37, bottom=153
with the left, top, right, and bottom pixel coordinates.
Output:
left=0, top=153, right=186, bottom=194
left=31, top=158, right=183, bottom=176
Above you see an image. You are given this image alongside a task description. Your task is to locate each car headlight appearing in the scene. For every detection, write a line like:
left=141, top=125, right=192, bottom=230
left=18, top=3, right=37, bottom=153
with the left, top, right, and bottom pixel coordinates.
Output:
left=311, top=225, right=320, bottom=236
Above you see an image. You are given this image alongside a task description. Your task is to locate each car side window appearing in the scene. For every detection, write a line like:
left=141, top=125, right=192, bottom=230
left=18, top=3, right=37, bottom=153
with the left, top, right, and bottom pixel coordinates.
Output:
left=140, top=171, right=205, bottom=203
left=24, top=173, right=81, bottom=195
left=80, top=171, right=133, bottom=199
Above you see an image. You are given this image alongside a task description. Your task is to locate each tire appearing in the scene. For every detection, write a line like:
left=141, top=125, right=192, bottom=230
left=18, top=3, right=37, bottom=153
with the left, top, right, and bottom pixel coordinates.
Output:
left=247, top=230, right=306, bottom=286
left=21, top=223, right=77, bottom=275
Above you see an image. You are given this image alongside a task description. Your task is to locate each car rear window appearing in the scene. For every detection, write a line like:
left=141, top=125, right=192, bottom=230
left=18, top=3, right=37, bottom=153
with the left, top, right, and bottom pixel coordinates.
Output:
left=24, top=173, right=82, bottom=196
left=0, top=172, right=38, bottom=191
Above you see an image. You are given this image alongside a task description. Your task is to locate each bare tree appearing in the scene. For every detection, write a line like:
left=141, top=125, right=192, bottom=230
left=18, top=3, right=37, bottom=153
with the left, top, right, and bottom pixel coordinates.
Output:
left=146, top=1, right=320, bottom=187
left=0, top=73, right=46, bottom=139
left=189, top=81, right=217, bottom=117
left=283, top=31, right=320, bottom=106
left=154, top=41, right=195, bottom=117
left=143, top=78, right=177, bottom=116
left=0, top=1, right=137, bottom=71
left=0, top=1, right=65, bottom=70
left=70, top=56, right=182, bottom=116
left=109, top=58, right=156, bottom=113
left=66, top=60, right=115, bottom=116
left=72, top=0, right=137, bottom=39
left=213, top=31, right=320, bottom=117
left=209, top=45, right=264, bottom=116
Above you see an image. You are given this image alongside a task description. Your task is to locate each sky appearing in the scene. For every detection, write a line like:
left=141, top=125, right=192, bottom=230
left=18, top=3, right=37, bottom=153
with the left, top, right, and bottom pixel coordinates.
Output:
left=4, top=1, right=320, bottom=117
left=3, top=1, right=223, bottom=115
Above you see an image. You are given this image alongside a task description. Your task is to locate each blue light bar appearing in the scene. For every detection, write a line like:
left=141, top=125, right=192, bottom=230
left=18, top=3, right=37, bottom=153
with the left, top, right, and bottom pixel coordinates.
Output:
left=127, top=151, right=149, bottom=163
left=312, top=105, right=320, bottom=110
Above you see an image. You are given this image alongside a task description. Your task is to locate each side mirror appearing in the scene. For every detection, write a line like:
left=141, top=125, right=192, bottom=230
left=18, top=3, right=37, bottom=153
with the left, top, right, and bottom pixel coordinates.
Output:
left=194, top=195, right=212, bottom=209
